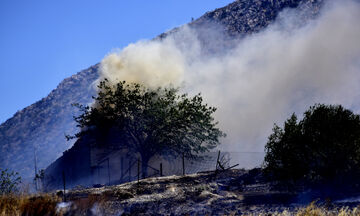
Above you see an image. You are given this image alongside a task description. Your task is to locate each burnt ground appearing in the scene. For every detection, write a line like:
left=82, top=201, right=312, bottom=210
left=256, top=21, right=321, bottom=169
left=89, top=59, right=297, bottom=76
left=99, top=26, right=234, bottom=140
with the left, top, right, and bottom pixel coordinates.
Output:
left=56, top=169, right=360, bottom=215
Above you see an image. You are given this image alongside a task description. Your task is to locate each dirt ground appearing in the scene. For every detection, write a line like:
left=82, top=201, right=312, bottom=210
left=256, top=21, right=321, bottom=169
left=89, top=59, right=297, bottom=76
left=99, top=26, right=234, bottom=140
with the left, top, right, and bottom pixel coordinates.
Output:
left=49, top=169, right=360, bottom=215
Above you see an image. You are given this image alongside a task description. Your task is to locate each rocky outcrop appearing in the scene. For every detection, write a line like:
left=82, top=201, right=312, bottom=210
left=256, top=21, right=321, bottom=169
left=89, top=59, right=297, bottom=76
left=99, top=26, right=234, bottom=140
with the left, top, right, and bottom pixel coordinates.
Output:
left=192, top=0, right=323, bottom=37
left=159, top=0, right=323, bottom=53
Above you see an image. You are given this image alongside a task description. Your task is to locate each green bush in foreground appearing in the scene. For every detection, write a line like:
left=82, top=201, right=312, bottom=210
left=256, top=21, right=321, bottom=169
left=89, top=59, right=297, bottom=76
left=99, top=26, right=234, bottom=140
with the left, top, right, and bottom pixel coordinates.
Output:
left=264, top=104, right=360, bottom=183
left=0, top=168, right=21, bottom=195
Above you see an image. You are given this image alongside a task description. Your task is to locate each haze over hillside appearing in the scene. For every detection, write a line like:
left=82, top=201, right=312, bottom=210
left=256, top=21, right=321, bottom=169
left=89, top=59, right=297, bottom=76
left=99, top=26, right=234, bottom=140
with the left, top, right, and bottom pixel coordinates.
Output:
left=3, top=0, right=360, bottom=180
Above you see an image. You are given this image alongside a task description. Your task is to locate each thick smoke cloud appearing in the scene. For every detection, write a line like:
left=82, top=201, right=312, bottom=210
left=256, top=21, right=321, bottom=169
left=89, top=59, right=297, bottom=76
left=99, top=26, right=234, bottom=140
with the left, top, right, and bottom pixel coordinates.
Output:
left=98, top=0, right=360, bottom=152
left=100, top=39, right=186, bottom=88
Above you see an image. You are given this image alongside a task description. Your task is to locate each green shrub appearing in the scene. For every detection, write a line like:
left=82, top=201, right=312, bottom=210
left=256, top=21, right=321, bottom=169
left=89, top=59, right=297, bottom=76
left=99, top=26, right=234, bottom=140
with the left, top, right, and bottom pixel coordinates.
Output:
left=0, top=168, right=21, bottom=195
left=264, top=104, right=360, bottom=183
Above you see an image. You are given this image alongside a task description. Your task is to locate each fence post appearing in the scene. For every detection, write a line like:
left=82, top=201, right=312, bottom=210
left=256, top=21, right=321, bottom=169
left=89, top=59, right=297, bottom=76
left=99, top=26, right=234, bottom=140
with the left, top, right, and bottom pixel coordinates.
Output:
left=121, top=157, right=124, bottom=181
left=107, top=158, right=111, bottom=185
left=129, top=159, right=131, bottom=182
left=137, top=158, right=140, bottom=183
left=215, top=150, right=221, bottom=178
left=62, top=170, right=66, bottom=202
left=160, top=163, right=163, bottom=177
left=182, top=153, right=185, bottom=175
left=216, top=151, right=221, bottom=170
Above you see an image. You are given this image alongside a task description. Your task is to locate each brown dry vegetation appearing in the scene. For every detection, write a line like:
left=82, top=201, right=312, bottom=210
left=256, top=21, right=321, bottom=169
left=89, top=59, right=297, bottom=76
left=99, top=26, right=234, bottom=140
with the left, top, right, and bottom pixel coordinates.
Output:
left=1, top=193, right=360, bottom=215
left=1, top=170, right=360, bottom=215
left=251, top=202, right=360, bottom=216
left=0, top=192, right=111, bottom=216
left=0, top=194, right=60, bottom=216
left=294, top=203, right=360, bottom=216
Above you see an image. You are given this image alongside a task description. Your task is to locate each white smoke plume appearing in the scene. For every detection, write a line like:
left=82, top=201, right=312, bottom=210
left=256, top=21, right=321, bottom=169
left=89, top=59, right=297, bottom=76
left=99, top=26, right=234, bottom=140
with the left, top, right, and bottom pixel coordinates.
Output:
left=99, top=39, right=186, bottom=88
left=98, top=0, right=360, bottom=152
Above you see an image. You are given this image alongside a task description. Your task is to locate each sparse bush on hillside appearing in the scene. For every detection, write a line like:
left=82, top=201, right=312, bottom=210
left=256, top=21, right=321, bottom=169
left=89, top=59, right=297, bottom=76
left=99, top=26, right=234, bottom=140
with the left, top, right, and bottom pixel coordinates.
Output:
left=0, top=168, right=21, bottom=195
left=264, top=104, right=360, bottom=184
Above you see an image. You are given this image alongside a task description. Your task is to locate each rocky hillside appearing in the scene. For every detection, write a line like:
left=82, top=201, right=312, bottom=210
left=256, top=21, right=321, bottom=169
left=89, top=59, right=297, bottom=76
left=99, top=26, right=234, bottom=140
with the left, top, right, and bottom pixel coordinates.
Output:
left=191, top=0, right=322, bottom=37
left=159, top=0, right=323, bottom=53
left=0, top=0, right=324, bottom=179
left=0, top=65, right=98, bottom=178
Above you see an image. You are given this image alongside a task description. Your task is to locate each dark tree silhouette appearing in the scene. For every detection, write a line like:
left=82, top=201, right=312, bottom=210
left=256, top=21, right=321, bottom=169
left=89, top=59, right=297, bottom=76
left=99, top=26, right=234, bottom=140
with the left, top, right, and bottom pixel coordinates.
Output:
left=71, top=79, right=225, bottom=177
left=264, top=104, right=360, bottom=184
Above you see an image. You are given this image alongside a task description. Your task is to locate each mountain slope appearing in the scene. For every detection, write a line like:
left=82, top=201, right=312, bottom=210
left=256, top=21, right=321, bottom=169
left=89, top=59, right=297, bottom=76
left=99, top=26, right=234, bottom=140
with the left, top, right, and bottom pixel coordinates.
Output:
left=0, top=65, right=98, bottom=178
left=191, top=0, right=322, bottom=36
left=0, top=0, right=324, bottom=179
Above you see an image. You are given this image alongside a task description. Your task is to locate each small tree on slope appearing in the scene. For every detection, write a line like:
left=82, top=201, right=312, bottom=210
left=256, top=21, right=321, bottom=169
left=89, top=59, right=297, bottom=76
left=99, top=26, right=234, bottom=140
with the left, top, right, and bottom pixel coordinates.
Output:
left=71, top=79, right=225, bottom=177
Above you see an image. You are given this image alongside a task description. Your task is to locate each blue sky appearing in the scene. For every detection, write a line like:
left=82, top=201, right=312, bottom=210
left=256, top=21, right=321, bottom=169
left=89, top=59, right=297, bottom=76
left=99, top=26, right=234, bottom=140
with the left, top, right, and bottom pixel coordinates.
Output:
left=0, top=0, right=233, bottom=123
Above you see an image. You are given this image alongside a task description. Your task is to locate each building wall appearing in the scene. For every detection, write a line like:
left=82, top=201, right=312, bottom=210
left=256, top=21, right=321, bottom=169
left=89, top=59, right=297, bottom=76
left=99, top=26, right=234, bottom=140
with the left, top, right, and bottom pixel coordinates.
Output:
left=44, top=135, right=93, bottom=190
left=45, top=132, right=258, bottom=191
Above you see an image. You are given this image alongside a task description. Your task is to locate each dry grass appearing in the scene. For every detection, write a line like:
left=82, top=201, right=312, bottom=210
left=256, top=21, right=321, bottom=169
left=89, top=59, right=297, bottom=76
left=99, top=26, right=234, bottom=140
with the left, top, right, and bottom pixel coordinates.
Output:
left=244, top=202, right=360, bottom=216
left=0, top=194, right=19, bottom=216
left=2, top=192, right=360, bottom=216
left=68, top=193, right=109, bottom=215
left=0, top=191, right=111, bottom=216
left=0, top=194, right=61, bottom=216
left=294, top=202, right=360, bottom=216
